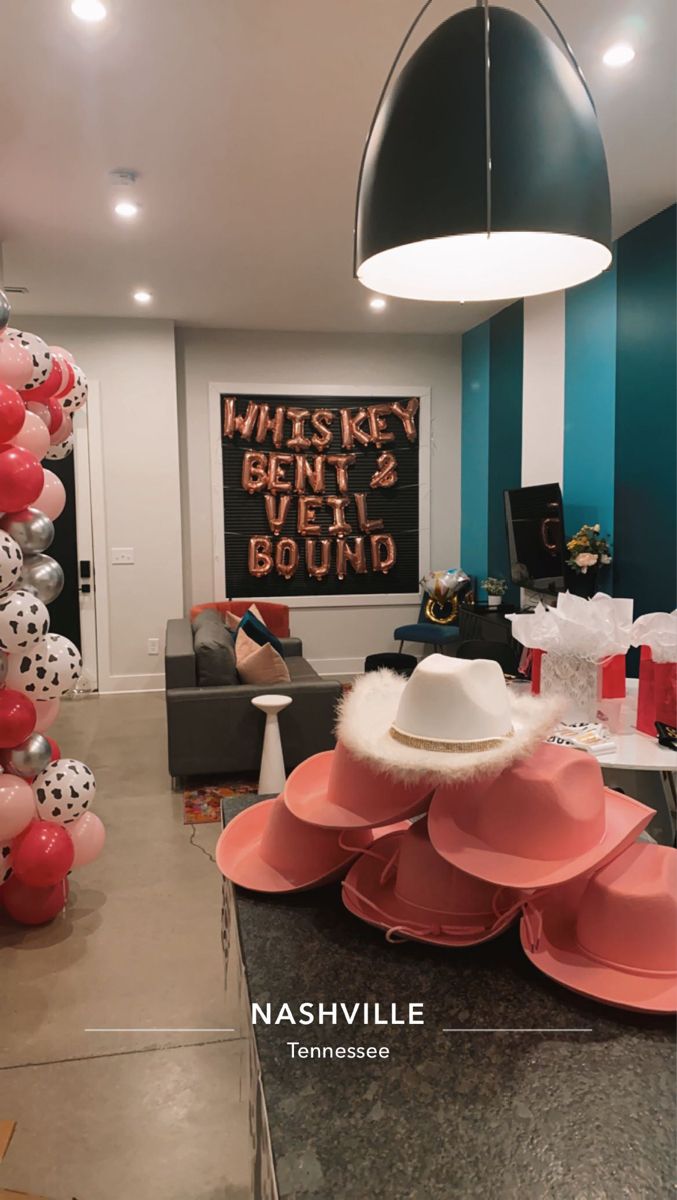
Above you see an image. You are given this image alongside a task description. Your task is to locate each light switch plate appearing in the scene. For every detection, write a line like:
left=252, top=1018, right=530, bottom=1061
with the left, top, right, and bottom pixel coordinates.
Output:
left=111, top=548, right=134, bottom=565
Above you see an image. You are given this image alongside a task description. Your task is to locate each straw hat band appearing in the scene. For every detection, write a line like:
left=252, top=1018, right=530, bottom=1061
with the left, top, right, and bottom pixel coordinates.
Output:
left=389, top=726, right=514, bottom=753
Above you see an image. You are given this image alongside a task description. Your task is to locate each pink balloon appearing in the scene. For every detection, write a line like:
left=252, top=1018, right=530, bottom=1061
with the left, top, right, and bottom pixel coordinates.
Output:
left=50, top=410, right=72, bottom=446
left=0, top=775, right=36, bottom=841
left=0, top=338, right=32, bottom=389
left=33, top=697, right=60, bottom=733
left=26, top=401, right=51, bottom=427
left=70, top=811, right=106, bottom=868
left=36, top=469, right=66, bottom=520
left=10, top=409, right=51, bottom=459
left=50, top=345, right=75, bottom=365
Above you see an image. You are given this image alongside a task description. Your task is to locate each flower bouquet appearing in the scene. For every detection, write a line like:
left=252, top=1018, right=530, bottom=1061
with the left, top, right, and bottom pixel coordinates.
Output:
left=566, top=524, right=612, bottom=574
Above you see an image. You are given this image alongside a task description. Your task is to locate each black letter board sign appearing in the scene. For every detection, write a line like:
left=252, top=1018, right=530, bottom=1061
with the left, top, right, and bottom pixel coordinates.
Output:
left=219, top=392, right=421, bottom=598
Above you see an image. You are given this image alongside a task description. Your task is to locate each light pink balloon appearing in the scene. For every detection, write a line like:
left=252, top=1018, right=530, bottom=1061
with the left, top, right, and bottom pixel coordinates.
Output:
left=26, top=401, right=51, bottom=428
left=10, top=410, right=51, bottom=460
left=50, top=410, right=72, bottom=446
left=0, top=774, right=36, bottom=841
left=70, top=811, right=105, bottom=868
left=0, top=339, right=32, bottom=389
left=36, top=470, right=66, bottom=520
left=33, top=697, right=60, bottom=733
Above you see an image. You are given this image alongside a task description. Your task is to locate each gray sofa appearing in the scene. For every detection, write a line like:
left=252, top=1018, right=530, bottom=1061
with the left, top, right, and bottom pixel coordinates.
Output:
left=165, top=618, right=342, bottom=785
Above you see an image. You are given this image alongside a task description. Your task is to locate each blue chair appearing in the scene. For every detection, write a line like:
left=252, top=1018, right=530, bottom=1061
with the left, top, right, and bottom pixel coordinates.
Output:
left=394, top=594, right=461, bottom=656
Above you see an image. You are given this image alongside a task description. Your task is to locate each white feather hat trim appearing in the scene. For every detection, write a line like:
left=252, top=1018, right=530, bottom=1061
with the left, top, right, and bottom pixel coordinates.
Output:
left=337, top=659, right=563, bottom=786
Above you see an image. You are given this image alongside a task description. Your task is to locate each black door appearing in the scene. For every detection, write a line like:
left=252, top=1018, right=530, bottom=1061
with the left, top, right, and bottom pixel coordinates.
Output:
left=45, top=454, right=82, bottom=649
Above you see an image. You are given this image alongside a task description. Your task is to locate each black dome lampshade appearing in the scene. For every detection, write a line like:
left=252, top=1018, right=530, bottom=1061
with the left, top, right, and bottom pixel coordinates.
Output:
left=354, top=4, right=612, bottom=302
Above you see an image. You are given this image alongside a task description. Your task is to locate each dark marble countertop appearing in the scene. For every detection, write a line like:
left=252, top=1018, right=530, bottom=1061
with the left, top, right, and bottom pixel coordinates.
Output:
left=221, top=796, right=675, bottom=1200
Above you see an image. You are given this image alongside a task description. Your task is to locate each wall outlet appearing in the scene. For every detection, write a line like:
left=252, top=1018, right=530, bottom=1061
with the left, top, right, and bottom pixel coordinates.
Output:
left=112, top=547, right=135, bottom=565
left=147, top=638, right=160, bottom=656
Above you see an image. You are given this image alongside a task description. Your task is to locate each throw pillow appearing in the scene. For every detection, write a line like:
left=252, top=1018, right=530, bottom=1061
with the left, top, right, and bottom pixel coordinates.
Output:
left=225, top=603, right=266, bottom=633
left=238, top=609, right=284, bottom=657
left=235, top=630, right=290, bottom=685
left=194, top=620, right=238, bottom=686
left=191, top=607, right=224, bottom=634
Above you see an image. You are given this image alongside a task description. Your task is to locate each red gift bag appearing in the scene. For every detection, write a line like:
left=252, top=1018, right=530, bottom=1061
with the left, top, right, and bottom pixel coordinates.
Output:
left=528, top=649, right=626, bottom=698
left=636, top=646, right=677, bottom=736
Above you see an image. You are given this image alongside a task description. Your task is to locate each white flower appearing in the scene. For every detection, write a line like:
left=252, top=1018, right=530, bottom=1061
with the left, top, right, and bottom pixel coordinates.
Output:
left=575, top=552, right=598, bottom=572
left=601, top=554, right=612, bottom=564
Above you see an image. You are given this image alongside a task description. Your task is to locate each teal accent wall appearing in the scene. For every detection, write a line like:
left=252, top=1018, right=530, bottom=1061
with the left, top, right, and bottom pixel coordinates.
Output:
left=488, top=303, right=524, bottom=600
left=460, top=322, right=490, bottom=585
left=461, top=304, right=523, bottom=594
left=564, top=258, right=617, bottom=545
left=615, top=205, right=676, bottom=664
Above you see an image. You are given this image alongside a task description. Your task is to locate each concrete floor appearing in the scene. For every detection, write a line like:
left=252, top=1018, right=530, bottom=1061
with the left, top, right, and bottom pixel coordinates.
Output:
left=0, top=691, right=252, bottom=1200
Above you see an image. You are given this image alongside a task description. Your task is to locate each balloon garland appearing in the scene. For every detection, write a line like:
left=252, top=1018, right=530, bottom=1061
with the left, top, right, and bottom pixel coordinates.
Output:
left=0, top=291, right=103, bottom=926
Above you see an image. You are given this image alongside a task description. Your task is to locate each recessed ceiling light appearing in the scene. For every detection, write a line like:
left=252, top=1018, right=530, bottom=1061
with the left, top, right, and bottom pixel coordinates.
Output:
left=369, top=296, right=387, bottom=311
left=602, top=43, right=635, bottom=68
left=133, top=289, right=152, bottom=305
left=114, top=200, right=140, bottom=219
left=71, top=0, right=107, bottom=22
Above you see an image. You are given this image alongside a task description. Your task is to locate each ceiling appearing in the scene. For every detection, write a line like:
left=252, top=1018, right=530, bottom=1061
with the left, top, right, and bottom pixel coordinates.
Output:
left=0, top=0, right=675, bottom=335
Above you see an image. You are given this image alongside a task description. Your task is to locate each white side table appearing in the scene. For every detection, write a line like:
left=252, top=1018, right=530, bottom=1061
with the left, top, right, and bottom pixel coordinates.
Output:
left=251, top=694, right=293, bottom=796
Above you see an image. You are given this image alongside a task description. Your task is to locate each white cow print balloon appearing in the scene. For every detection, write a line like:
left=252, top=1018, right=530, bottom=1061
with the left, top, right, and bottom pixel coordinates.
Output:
left=60, top=368, right=88, bottom=415
left=6, top=632, right=82, bottom=698
left=33, top=758, right=95, bottom=825
left=0, top=590, right=49, bottom=654
left=5, top=328, right=52, bottom=391
left=0, top=532, right=23, bottom=595
left=1, top=841, right=13, bottom=884
left=45, top=433, right=74, bottom=461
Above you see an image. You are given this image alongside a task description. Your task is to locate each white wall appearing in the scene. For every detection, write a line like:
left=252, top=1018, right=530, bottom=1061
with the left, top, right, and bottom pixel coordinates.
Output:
left=521, top=293, right=565, bottom=487
left=176, top=329, right=461, bottom=673
left=28, top=317, right=183, bottom=691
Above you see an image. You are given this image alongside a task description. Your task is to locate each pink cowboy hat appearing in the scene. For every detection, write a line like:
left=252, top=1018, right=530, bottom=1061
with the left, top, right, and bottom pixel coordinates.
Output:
left=285, top=742, right=432, bottom=829
left=428, top=743, right=654, bottom=889
left=216, top=793, right=408, bottom=893
left=341, top=817, right=526, bottom=947
left=521, top=842, right=677, bottom=1013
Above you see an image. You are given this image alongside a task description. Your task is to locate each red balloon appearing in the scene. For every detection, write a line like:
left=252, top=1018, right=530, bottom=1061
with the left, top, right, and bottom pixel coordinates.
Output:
left=0, top=445, right=44, bottom=511
left=53, top=356, right=75, bottom=401
left=46, top=736, right=61, bottom=762
left=46, top=394, right=64, bottom=435
left=2, top=874, right=68, bottom=924
left=0, top=383, right=26, bottom=442
left=12, top=819, right=74, bottom=888
left=0, top=689, right=36, bottom=748
left=19, top=357, right=63, bottom=404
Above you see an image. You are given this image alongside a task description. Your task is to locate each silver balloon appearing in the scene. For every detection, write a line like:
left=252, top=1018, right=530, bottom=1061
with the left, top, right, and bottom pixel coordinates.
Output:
left=0, top=289, right=10, bottom=332
left=20, top=554, right=64, bottom=604
left=1, top=509, right=55, bottom=555
left=6, top=732, right=52, bottom=778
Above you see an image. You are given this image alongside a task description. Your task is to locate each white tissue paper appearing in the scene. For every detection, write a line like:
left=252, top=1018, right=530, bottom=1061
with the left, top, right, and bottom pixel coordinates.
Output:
left=630, top=610, right=677, bottom=664
left=507, top=592, right=634, bottom=661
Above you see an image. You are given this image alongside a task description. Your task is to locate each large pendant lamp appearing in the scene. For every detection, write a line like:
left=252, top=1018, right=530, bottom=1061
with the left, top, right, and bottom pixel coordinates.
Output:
left=354, top=2, right=612, bottom=302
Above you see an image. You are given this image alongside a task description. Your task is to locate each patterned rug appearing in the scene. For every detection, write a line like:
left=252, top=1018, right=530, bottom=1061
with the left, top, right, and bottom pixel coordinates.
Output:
left=183, top=778, right=258, bottom=824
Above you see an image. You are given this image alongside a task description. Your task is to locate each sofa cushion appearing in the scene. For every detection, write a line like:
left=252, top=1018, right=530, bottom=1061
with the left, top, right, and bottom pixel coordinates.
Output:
left=285, top=657, right=320, bottom=681
left=237, top=608, right=284, bottom=657
left=190, top=601, right=290, bottom=638
left=192, top=607, right=224, bottom=634
left=194, top=619, right=238, bottom=686
left=224, top=603, right=264, bottom=634
left=236, top=636, right=291, bottom=685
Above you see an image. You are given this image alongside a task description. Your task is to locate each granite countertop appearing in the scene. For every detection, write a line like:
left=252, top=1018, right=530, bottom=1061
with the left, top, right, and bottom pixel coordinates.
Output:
left=221, top=797, right=675, bottom=1200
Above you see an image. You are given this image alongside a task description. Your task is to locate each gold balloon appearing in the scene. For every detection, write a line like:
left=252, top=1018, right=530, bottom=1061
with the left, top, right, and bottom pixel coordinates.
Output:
left=367, top=404, right=396, bottom=448
left=370, top=451, right=398, bottom=489
left=339, top=407, right=371, bottom=449
left=370, top=533, right=396, bottom=574
left=305, top=537, right=331, bottom=580
left=297, top=496, right=324, bottom=535
left=248, top=536, right=273, bottom=577
left=294, top=454, right=325, bottom=494
left=275, top=537, right=299, bottom=580
left=242, top=451, right=269, bottom=493
left=355, top=492, right=383, bottom=533
left=255, top=404, right=286, bottom=448
left=326, top=496, right=352, bottom=536
left=326, top=453, right=356, bottom=494
left=286, top=407, right=312, bottom=451
left=310, top=409, right=335, bottom=451
left=268, top=453, right=294, bottom=493
left=223, top=396, right=259, bottom=440
left=337, top=536, right=367, bottom=578
left=391, top=397, right=419, bottom=442
left=264, top=493, right=291, bottom=536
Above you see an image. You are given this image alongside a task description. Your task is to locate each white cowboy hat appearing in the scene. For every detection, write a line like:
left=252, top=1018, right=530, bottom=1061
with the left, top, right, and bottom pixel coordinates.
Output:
left=337, top=653, right=562, bottom=786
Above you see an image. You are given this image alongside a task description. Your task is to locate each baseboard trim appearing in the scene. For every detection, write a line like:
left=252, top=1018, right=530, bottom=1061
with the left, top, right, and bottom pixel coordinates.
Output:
left=98, top=673, right=165, bottom=694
